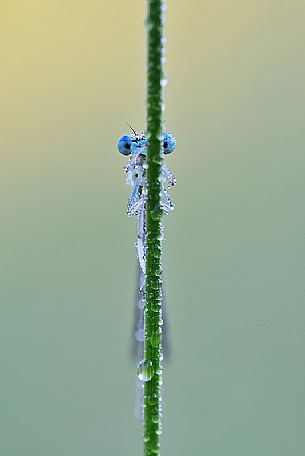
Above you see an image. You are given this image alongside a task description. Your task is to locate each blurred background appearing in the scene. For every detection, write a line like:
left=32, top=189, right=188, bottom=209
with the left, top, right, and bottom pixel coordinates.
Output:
left=0, top=1, right=304, bottom=454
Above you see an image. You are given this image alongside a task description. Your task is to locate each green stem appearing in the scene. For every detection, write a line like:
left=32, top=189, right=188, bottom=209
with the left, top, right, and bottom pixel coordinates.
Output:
left=144, top=0, right=164, bottom=454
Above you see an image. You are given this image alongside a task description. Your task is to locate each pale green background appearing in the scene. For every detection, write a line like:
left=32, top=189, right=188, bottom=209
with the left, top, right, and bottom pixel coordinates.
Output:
left=0, top=1, right=304, bottom=455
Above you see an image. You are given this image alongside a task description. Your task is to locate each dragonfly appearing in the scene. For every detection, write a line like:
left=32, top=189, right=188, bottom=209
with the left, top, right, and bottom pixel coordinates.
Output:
left=118, top=126, right=176, bottom=367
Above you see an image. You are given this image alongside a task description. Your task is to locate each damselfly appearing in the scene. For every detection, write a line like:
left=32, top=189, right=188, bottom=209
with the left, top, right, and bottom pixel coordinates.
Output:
left=118, top=127, right=176, bottom=413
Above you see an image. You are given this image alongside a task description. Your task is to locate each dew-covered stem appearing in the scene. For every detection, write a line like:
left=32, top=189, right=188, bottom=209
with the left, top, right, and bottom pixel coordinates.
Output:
left=144, top=0, right=164, bottom=454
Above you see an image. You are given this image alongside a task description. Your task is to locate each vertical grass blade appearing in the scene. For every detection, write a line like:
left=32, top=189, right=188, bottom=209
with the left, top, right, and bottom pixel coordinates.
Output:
left=144, top=0, right=164, bottom=454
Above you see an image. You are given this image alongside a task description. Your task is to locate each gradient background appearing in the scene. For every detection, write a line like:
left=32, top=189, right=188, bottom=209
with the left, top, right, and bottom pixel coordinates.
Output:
left=1, top=1, right=304, bottom=455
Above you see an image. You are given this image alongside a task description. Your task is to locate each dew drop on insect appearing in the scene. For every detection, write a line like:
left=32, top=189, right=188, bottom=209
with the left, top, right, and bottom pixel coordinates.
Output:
left=161, top=1, right=167, bottom=11
left=135, top=329, right=144, bottom=342
left=137, top=360, right=153, bottom=382
left=161, top=78, right=168, bottom=87
left=137, top=298, right=145, bottom=310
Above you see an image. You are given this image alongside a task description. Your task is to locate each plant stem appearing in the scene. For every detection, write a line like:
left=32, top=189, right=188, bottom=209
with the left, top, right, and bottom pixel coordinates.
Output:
left=144, top=0, right=164, bottom=454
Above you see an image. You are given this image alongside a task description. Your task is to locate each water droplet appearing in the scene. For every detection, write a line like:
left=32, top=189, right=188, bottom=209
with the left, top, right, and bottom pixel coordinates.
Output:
left=150, top=328, right=162, bottom=348
left=151, top=208, right=161, bottom=220
left=151, top=444, right=160, bottom=454
left=135, top=329, right=144, bottom=342
left=137, top=298, right=145, bottom=310
left=148, top=396, right=157, bottom=406
left=137, top=360, right=154, bottom=382
left=147, top=393, right=159, bottom=405
left=152, top=156, right=162, bottom=165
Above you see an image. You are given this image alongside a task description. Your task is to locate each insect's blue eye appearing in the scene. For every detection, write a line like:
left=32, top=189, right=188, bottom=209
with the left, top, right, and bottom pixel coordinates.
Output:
left=118, top=135, right=132, bottom=155
left=163, top=133, right=176, bottom=154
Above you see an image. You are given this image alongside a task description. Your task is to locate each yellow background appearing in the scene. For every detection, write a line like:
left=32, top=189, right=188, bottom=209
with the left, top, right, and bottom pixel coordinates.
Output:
left=1, top=1, right=304, bottom=454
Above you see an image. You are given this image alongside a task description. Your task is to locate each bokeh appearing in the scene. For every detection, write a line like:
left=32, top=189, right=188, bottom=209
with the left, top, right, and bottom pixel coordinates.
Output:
left=1, top=1, right=304, bottom=454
